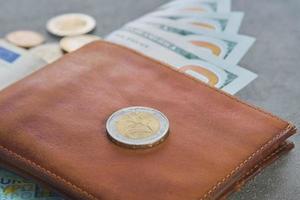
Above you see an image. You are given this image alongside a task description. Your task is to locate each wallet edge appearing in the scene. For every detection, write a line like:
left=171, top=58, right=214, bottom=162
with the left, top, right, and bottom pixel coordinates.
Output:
left=203, top=123, right=297, bottom=199
left=219, top=140, right=295, bottom=199
left=0, top=125, right=295, bottom=200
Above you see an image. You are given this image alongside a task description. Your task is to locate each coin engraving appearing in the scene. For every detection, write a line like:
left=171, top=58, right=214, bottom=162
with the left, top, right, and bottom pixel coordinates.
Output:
left=116, top=111, right=160, bottom=139
left=106, top=106, right=169, bottom=149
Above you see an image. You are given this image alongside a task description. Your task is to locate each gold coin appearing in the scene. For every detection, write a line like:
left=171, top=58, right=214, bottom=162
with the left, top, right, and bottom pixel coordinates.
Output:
left=106, top=106, right=170, bottom=149
left=5, top=30, right=44, bottom=48
left=47, top=13, right=96, bottom=37
left=59, top=34, right=101, bottom=53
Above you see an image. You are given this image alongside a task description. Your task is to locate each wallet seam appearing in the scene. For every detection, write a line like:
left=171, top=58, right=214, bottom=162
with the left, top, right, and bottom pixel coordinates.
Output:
left=199, top=123, right=294, bottom=200
left=0, top=144, right=98, bottom=200
left=237, top=143, right=287, bottom=185
left=220, top=142, right=290, bottom=199
left=101, top=41, right=286, bottom=125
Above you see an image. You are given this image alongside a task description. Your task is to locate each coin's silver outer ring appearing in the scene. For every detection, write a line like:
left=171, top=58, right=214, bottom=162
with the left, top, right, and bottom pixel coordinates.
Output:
left=46, top=13, right=96, bottom=37
left=106, top=106, right=170, bottom=149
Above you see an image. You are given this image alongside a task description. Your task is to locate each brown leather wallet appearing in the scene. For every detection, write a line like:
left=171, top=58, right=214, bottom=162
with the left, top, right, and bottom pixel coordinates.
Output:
left=0, top=41, right=296, bottom=200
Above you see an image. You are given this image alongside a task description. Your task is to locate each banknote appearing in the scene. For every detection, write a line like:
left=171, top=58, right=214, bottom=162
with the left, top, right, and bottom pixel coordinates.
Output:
left=0, top=183, right=36, bottom=200
left=144, top=10, right=244, bottom=33
left=123, top=22, right=255, bottom=66
left=159, top=0, right=231, bottom=13
left=0, top=168, right=62, bottom=200
left=106, top=29, right=256, bottom=94
left=0, top=40, right=46, bottom=91
left=0, top=169, right=35, bottom=200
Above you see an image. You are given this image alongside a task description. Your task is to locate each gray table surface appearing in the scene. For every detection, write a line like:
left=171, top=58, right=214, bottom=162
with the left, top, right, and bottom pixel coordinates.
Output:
left=0, top=0, right=299, bottom=199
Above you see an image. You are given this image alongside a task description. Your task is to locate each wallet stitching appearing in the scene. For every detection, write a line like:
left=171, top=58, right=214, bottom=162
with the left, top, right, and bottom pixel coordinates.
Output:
left=216, top=144, right=287, bottom=199
left=103, top=41, right=286, bottom=124
left=237, top=143, right=287, bottom=185
left=217, top=144, right=287, bottom=199
left=199, top=123, right=293, bottom=200
left=0, top=144, right=98, bottom=200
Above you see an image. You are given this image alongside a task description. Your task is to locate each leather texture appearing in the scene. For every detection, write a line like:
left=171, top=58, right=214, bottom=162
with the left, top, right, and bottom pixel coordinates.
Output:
left=0, top=41, right=296, bottom=200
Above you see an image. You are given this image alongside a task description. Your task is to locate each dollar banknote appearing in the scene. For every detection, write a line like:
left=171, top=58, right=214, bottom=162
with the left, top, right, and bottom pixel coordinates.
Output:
left=159, top=0, right=231, bottom=13
left=0, top=40, right=46, bottom=91
left=106, top=29, right=256, bottom=94
left=144, top=11, right=244, bottom=33
left=0, top=168, right=63, bottom=200
left=125, top=20, right=255, bottom=67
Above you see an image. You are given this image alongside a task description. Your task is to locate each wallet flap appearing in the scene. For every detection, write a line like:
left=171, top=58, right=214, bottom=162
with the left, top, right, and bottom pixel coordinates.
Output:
left=0, top=41, right=296, bottom=200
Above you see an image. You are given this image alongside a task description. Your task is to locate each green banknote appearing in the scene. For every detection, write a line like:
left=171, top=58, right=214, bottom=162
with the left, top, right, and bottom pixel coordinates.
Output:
left=106, top=27, right=256, bottom=94
left=126, top=18, right=255, bottom=66
left=159, top=0, right=231, bottom=13
left=0, top=169, right=63, bottom=200
left=146, top=11, right=243, bottom=33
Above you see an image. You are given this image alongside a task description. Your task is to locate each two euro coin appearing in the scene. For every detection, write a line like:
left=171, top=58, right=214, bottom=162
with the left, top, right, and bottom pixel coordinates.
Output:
left=106, top=106, right=169, bottom=149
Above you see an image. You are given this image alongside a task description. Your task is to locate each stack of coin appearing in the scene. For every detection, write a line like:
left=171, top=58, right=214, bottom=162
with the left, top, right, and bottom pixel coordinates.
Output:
left=3, top=13, right=101, bottom=64
left=47, top=13, right=101, bottom=52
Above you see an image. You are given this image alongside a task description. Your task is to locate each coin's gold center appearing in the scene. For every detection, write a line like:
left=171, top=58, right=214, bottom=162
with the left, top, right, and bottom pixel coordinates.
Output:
left=56, top=18, right=87, bottom=31
left=116, top=112, right=160, bottom=139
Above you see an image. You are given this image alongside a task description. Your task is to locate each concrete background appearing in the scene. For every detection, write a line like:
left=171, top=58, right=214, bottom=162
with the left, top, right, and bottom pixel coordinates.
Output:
left=0, top=0, right=299, bottom=199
